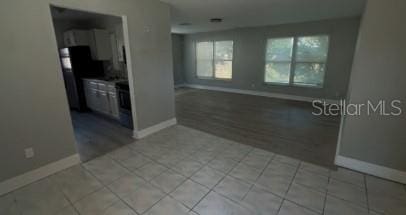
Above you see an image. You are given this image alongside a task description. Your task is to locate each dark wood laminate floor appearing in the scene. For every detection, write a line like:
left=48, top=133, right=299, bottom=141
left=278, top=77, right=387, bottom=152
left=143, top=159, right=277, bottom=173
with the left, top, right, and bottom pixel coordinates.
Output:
left=175, top=88, right=341, bottom=168
left=71, top=111, right=133, bottom=162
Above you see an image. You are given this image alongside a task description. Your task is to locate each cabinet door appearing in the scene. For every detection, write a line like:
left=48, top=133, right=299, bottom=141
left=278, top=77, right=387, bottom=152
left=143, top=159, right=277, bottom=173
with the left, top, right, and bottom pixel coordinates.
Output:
left=98, top=90, right=110, bottom=115
left=63, top=30, right=89, bottom=47
left=108, top=92, right=119, bottom=119
left=63, top=31, right=75, bottom=47
left=93, top=29, right=112, bottom=60
left=73, top=30, right=90, bottom=46
left=89, top=88, right=100, bottom=111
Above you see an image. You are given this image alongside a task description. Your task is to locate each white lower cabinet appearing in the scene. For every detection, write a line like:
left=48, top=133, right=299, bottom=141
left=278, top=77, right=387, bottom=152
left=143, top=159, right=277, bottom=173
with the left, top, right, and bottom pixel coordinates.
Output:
left=98, top=90, right=111, bottom=115
left=83, top=79, right=120, bottom=119
left=108, top=92, right=120, bottom=119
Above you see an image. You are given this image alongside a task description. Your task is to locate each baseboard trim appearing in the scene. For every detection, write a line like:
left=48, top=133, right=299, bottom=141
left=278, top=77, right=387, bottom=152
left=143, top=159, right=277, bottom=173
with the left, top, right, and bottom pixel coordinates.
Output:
left=0, top=154, right=81, bottom=196
left=184, top=84, right=339, bottom=104
left=335, top=155, right=406, bottom=184
left=133, top=118, right=177, bottom=139
left=174, top=84, right=187, bottom=88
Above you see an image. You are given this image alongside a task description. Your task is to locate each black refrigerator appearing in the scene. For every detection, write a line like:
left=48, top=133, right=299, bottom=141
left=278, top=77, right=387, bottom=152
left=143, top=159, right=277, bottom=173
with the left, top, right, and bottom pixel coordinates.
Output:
left=60, top=46, right=103, bottom=111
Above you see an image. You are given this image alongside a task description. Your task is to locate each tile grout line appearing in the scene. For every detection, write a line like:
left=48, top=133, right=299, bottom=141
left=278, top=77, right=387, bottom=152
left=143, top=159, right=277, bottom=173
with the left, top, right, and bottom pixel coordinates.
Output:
left=126, top=140, right=228, bottom=214
left=101, top=151, right=174, bottom=214
left=276, top=162, right=301, bottom=214
left=274, top=160, right=302, bottom=215
left=190, top=146, right=255, bottom=213
left=175, top=142, right=242, bottom=214
left=241, top=152, right=276, bottom=201
left=68, top=165, right=133, bottom=214
left=321, top=172, right=331, bottom=215
left=363, top=174, right=372, bottom=213
left=325, top=174, right=370, bottom=211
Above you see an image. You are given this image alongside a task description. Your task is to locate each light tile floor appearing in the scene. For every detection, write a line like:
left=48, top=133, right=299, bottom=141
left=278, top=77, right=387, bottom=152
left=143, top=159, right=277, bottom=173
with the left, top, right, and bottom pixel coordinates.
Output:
left=1, top=125, right=406, bottom=215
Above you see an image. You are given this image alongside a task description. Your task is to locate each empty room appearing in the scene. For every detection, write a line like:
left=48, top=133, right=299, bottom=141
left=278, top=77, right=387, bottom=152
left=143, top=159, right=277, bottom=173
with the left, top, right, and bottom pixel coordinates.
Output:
left=0, top=0, right=405, bottom=215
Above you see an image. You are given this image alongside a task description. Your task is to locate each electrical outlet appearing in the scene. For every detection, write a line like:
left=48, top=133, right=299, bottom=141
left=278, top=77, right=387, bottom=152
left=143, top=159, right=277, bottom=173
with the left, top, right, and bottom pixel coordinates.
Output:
left=25, top=147, right=34, bottom=159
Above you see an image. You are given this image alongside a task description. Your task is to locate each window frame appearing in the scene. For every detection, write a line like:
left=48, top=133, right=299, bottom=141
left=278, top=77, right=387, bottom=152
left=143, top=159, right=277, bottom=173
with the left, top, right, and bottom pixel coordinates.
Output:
left=264, top=34, right=330, bottom=88
left=195, top=40, right=234, bottom=81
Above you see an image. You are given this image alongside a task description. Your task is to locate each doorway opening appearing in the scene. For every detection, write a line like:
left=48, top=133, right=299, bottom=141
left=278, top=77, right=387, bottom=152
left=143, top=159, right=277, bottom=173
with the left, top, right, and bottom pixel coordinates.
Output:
left=50, top=6, right=135, bottom=162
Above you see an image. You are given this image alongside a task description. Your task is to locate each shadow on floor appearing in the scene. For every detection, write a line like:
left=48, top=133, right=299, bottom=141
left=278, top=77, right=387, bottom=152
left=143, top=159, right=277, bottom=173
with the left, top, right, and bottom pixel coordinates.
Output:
left=71, top=111, right=134, bottom=162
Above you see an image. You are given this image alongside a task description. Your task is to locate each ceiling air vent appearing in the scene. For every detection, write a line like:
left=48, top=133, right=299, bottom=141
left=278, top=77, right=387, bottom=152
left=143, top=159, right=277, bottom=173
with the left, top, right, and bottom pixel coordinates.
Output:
left=210, top=18, right=223, bottom=23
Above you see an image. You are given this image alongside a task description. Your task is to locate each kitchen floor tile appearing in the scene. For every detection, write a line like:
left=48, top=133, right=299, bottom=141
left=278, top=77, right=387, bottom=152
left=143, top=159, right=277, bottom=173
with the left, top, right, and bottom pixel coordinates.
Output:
left=324, top=195, right=368, bottom=215
left=256, top=161, right=297, bottom=197
left=151, top=170, right=187, bottom=193
left=330, top=168, right=365, bottom=187
left=82, top=155, right=130, bottom=185
left=194, top=191, right=254, bottom=215
left=229, top=162, right=262, bottom=183
left=327, top=179, right=367, bottom=207
left=134, top=162, right=168, bottom=181
left=171, top=180, right=209, bottom=208
left=110, top=180, right=165, bottom=214
left=273, top=154, right=300, bottom=167
left=73, top=187, right=119, bottom=215
left=299, top=162, right=330, bottom=177
left=286, top=183, right=325, bottom=213
left=50, top=165, right=102, bottom=202
left=208, top=157, right=238, bottom=173
left=56, top=206, right=79, bottom=215
left=118, top=152, right=152, bottom=171
left=277, top=200, right=319, bottom=215
left=243, top=185, right=283, bottom=215
left=293, top=169, right=328, bottom=193
left=214, top=176, right=252, bottom=201
left=102, top=200, right=137, bottom=215
left=146, top=196, right=189, bottom=215
left=172, top=158, right=203, bottom=177
left=14, top=178, right=69, bottom=215
left=191, top=166, right=225, bottom=189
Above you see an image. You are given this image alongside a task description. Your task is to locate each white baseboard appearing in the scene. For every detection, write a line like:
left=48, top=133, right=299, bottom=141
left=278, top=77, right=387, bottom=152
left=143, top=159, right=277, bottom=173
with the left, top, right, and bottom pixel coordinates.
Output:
left=133, top=118, right=177, bottom=139
left=0, top=154, right=81, bottom=196
left=184, top=84, right=339, bottom=104
left=335, top=155, right=406, bottom=184
left=174, top=84, right=187, bottom=88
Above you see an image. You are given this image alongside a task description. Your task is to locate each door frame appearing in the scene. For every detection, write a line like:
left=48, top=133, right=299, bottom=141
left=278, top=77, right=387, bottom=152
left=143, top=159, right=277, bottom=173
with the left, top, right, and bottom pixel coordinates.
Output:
left=48, top=4, right=138, bottom=132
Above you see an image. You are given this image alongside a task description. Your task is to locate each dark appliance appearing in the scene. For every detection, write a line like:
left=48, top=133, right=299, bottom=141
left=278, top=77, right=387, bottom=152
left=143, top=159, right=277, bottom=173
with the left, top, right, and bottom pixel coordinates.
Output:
left=60, top=46, right=103, bottom=111
left=116, top=81, right=133, bottom=129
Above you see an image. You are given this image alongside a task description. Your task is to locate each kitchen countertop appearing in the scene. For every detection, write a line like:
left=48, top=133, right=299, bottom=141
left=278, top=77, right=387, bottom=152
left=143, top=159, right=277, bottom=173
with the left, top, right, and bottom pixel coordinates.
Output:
left=82, top=78, right=128, bottom=84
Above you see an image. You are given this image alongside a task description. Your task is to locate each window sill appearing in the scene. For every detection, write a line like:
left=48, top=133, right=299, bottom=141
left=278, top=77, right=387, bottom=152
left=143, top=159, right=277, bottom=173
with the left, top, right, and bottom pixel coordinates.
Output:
left=263, top=82, right=323, bottom=89
left=197, top=77, right=232, bottom=82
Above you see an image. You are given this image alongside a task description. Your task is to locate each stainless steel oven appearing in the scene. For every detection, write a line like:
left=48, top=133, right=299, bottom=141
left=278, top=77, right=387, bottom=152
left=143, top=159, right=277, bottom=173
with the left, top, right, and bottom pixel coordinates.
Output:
left=116, top=81, right=133, bottom=129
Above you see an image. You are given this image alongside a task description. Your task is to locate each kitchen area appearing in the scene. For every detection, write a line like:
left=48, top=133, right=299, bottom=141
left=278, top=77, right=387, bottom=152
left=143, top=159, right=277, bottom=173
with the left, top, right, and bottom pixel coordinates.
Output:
left=51, top=6, right=134, bottom=161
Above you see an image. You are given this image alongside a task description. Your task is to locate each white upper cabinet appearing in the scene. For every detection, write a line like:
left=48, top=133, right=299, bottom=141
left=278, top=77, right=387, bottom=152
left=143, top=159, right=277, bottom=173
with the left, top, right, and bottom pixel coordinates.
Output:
left=63, top=30, right=90, bottom=47
left=89, top=29, right=112, bottom=61
left=63, top=29, right=113, bottom=61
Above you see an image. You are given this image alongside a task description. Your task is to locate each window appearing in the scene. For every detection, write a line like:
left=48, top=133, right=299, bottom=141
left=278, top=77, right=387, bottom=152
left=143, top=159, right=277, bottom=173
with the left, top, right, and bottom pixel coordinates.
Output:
left=196, top=40, right=233, bottom=79
left=265, top=35, right=329, bottom=87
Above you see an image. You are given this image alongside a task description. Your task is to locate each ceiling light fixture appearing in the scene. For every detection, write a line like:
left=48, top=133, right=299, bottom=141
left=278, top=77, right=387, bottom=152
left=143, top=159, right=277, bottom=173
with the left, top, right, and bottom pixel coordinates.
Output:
left=179, top=22, right=192, bottom=26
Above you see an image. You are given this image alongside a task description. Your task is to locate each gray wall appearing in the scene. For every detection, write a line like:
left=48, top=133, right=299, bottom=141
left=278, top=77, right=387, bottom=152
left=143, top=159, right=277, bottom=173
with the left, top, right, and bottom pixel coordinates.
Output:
left=172, top=34, right=185, bottom=85
left=338, top=0, right=406, bottom=171
left=0, top=0, right=174, bottom=182
left=183, top=17, right=360, bottom=100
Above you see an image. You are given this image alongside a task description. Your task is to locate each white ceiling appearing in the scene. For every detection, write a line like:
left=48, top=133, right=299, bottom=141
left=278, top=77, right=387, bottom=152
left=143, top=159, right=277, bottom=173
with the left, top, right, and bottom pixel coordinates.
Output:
left=160, top=0, right=366, bottom=34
